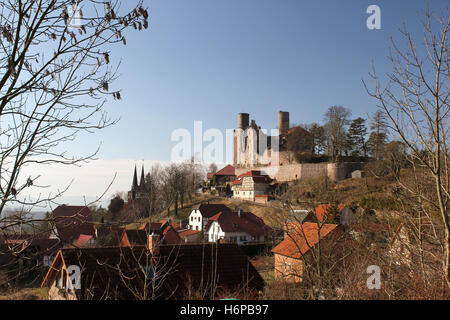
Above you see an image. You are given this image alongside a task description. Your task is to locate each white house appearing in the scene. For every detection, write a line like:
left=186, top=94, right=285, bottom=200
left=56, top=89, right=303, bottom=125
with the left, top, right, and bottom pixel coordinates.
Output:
left=232, top=170, right=271, bottom=202
left=188, top=203, right=231, bottom=233
left=205, top=210, right=271, bottom=245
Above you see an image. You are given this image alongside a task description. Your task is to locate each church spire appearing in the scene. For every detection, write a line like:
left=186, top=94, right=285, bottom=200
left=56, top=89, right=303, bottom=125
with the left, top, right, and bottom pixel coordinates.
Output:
left=132, top=165, right=138, bottom=190
left=140, top=163, right=145, bottom=189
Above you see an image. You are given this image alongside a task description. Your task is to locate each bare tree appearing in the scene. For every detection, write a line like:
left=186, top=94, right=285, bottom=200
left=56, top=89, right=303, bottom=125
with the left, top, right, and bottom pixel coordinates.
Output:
left=0, top=0, right=149, bottom=289
left=367, top=110, right=388, bottom=159
left=0, top=0, right=148, bottom=213
left=364, top=6, right=450, bottom=288
left=323, top=106, right=351, bottom=161
left=208, top=163, right=218, bottom=174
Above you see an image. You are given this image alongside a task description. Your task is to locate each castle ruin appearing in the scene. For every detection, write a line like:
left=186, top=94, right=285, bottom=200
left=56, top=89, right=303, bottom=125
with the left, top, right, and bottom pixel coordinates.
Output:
left=233, top=111, right=365, bottom=182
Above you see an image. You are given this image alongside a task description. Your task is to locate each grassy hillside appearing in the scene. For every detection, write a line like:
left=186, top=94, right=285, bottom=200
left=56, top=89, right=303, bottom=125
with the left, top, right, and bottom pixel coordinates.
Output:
left=126, top=194, right=289, bottom=230
left=125, top=171, right=411, bottom=231
left=0, top=288, right=48, bottom=300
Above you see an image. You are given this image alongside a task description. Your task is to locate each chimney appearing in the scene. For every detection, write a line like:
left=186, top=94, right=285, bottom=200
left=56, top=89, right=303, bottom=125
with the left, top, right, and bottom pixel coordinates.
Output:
left=148, top=233, right=160, bottom=256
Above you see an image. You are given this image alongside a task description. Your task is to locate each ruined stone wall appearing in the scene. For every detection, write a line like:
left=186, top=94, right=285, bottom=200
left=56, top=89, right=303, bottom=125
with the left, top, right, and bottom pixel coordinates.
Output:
left=235, top=162, right=366, bottom=182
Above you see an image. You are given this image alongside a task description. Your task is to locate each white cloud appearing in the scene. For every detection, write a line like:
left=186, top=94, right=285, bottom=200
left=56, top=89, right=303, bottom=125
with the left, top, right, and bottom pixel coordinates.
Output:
left=16, top=159, right=168, bottom=209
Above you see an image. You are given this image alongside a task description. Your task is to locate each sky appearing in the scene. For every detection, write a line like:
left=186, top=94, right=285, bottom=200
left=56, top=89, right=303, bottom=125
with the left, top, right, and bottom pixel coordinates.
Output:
left=11, top=0, right=448, bottom=210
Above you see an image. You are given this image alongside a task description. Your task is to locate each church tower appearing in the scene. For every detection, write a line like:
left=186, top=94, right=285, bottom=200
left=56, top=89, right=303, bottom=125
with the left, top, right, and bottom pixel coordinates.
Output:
left=128, top=164, right=147, bottom=203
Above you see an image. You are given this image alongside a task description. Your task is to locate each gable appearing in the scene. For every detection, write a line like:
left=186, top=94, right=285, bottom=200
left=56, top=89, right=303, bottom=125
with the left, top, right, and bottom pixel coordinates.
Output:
left=51, top=205, right=95, bottom=243
left=272, top=222, right=339, bottom=259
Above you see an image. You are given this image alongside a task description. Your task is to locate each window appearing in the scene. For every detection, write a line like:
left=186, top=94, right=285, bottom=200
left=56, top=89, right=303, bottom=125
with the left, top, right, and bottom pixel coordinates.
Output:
left=283, top=262, right=291, bottom=273
left=240, top=235, right=247, bottom=242
left=62, top=270, right=67, bottom=290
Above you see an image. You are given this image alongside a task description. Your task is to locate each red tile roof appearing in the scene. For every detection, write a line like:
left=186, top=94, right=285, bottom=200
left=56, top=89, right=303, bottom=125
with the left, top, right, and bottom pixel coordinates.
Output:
left=232, top=170, right=272, bottom=185
left=71, top=234, right=94, bottom=248
left=313, top=204, right=347, bottom=221
left=134, top=221, right=183, bottom=245
left=51, top=205, right=95, bottom=243
left=139, top=222, right=163, bottom=231
left=197, top=203, right=231, bottom=218
left=271, top=222, right=339, bottom=259
left=215, top=165, right=235, bottom=176
left=178, top=229, right=201, bottom=238
left=159, top=220, right=182, bottom=230
left=207, top=165, right=235, bottom=181
left=206, top=211, right=271, bottom=237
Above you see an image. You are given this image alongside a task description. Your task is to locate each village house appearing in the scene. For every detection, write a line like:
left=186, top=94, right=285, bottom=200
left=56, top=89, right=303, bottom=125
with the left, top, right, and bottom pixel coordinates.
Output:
left=140, top=220, right=183, bottom=244
left=41, top=242, right=264, bottom=300
left=0, top=236, right=62, bottom=285
left=49, top=205, right=96, bottom=246
left=231, top=170, right=272, bottom=203
left=206, top=164, right=236, bottom=186
left=271, top=222, right=346, bottom=283
left=177, top=229, right=202, bottom=243
left=188, top=203, right=231, bottom=233
left=205, top=209, right=272, bottom=245
left=120, top=221, right=182, bottom=247
left=119, top=229, right=148, bottom=247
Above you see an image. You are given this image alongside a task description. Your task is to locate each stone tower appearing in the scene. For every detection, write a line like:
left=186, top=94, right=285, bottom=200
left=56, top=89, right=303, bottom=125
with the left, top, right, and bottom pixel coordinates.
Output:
left=278, top=111, right=289, bottom=136
left=237, top=113, right=249, bottom=130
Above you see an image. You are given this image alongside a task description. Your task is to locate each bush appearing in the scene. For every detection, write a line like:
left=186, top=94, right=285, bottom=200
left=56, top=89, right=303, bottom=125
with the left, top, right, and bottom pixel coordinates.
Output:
left=294, top=152, right=329, bottom=163
left=359, top=195, right=400, bottom=211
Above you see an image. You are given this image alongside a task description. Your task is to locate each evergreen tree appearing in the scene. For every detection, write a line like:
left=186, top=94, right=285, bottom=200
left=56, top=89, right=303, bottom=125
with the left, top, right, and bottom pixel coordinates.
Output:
left=108, top=195, right=125, bottom=221
left=347, top=117, right=368, bottom=157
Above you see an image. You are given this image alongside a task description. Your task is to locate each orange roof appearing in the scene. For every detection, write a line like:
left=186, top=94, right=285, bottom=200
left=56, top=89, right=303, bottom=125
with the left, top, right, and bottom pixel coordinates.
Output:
left=215, top=165, right=235, bottom=176
left=271, top=222, right=338, bottom=259
left=178, top=229, right=201, bottom=238
left=139, top=220, right=181, bottom=231
left=159, top=220, right=181, bottom=230
left=315, top=204, right=346, bottom=221
left=71, top=234, right=93, bottom=248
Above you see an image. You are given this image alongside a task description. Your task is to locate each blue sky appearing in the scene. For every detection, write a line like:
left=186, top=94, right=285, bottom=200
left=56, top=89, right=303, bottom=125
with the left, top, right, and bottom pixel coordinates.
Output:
left=16, top=0, right=448, bottom=208
left=69, top=0, right=445, bottom=162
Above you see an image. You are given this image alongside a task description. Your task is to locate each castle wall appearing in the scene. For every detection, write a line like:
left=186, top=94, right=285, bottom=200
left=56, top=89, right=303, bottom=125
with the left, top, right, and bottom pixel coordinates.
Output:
left=235, top=162, right=366, bottom=182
